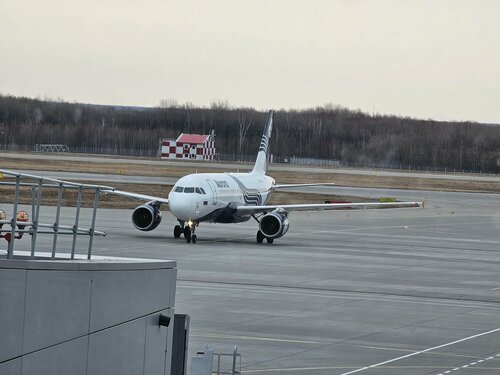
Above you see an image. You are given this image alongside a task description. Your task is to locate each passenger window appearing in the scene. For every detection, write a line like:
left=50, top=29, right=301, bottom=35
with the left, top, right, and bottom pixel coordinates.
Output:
left=184, top=187, right=195, bottom=193
left=175, top=186, right=183, bottom=193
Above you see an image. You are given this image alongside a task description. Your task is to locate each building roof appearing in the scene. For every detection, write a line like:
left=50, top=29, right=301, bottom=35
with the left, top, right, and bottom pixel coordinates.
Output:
left=176, top=133, right=210, bottom=144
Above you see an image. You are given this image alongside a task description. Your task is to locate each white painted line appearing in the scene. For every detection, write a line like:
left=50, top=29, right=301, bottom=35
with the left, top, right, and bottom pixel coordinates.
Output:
left=241, top=366, right=370, bottom=373
left=191, top=333, right=321, bottom=345
left=339, top=327, right=500, bottom=375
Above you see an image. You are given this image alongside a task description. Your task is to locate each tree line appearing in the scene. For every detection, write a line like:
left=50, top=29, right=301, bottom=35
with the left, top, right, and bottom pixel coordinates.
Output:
left=0, top=94, right=498, bottom=173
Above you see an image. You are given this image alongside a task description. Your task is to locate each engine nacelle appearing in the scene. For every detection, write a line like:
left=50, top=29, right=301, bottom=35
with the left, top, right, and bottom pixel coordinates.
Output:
left=132, top=204, right=162, bottom=231
left=259, top=211, right=290, bottom=239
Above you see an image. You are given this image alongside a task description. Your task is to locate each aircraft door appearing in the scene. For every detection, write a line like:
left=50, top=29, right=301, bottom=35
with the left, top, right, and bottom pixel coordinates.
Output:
left=206, top=180, right=218, bottom=205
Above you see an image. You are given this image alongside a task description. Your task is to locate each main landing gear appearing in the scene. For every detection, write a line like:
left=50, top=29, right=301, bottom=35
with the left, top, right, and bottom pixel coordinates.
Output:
left=253, top=214, right=274, bottom=244
left=256, top=230, right=274, bottom=244
left=174, top=220, right=198, bottom=244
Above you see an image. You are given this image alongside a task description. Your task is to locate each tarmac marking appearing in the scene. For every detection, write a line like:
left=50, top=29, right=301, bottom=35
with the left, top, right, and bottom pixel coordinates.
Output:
left=436, top=353, right=500, bottom=375
left=191, top=333, right=321, bottom=345
left=241, top=366, right=452, bottom=373
left=339, top=327, right=500, bottom=375
left=179, top=281, right=500, bottom=310
left=341, top=343, right=487, bottom=359
left=288, top=223, right=500, bottom=245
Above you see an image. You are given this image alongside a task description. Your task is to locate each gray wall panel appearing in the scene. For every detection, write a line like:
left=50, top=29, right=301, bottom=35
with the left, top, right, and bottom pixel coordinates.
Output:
left=90, top=270, right=151, bottom=332
left=165, top=309, right=175, bottom=375
left=147, top=269, right=174, bottom=311
left=0, top=269, right=26, bottom=362
left=88, top=318, right=146, bottom=375
left=0, top=358, right=22, bottom=375
left=21, top=336, right=88, bottom=375
left=169, top=269, right=178, bottom=306
left=2, top=255, right=176, bottom=375
left=22, top=270, right=92, bottom=353
left=144, top=309, right=172, bottom=375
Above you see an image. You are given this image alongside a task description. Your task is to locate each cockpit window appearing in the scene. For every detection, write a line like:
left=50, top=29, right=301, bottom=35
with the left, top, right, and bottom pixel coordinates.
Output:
left=175, top=186, right=204, bottom=194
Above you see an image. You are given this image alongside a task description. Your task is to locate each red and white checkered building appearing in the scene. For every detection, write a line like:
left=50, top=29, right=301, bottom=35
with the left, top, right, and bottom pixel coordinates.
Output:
left=160, top=132, right=216, bottom=161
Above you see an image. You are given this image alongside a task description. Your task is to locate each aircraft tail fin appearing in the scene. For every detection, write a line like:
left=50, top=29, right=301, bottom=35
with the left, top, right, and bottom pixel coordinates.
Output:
left=251, top=110, right=274, bottom=175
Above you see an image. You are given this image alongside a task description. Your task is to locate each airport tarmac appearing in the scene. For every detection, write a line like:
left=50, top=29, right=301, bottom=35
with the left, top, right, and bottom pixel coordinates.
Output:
left=3, top=186, right=500, bottom=374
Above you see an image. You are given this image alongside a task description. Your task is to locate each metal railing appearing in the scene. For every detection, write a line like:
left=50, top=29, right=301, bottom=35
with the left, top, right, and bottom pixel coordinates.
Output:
left=0, top=169, right=111, bottom=260
left=213, top=346, right=241, bottom=375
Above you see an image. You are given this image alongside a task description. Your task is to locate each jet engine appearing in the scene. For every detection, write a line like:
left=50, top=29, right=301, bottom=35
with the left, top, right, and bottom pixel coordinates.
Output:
left=132, top=203, right=162, bottom=231
left=259, top=210, right=289, bottom=239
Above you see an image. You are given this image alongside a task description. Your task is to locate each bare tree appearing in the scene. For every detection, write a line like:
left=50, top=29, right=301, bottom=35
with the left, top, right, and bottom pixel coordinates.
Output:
left=236, top=109, right=252, bottom=160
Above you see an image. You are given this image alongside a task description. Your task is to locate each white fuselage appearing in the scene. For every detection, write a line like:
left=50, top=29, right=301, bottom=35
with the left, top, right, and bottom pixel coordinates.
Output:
left=167, top=172, right=275, bottom=223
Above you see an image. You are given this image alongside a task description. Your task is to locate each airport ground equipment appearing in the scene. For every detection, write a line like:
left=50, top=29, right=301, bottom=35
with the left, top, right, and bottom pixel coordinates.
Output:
left=191, top=346, right=241, bottom=375
left=191, top=347, right=214, bottom=375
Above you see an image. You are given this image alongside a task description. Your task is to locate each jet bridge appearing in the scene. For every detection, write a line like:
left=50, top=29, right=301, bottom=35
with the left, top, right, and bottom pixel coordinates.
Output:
left=0, top=170, right=178, bottom=375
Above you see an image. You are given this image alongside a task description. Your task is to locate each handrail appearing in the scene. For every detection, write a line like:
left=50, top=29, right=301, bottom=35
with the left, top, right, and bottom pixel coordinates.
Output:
left=0, top=169, right=110, bottom=260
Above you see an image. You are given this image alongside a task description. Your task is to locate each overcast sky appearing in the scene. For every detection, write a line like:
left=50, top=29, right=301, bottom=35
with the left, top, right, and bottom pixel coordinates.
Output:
left=1, top=0, right=499, bottom=123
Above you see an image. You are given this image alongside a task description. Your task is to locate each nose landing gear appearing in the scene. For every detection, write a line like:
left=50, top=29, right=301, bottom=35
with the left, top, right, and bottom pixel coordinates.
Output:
left=174, top=220, right=198, bottom=244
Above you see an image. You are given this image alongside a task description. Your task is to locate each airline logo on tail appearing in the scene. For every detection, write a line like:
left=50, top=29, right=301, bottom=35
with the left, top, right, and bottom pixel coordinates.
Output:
left=259, top=111, right=273, bottom=153
left=252, top=110, right=274, bottom=175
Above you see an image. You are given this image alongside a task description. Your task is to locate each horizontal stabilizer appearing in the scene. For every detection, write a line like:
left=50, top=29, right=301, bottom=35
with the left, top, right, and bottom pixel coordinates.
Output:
left=271, top=183, right=336, bottom=191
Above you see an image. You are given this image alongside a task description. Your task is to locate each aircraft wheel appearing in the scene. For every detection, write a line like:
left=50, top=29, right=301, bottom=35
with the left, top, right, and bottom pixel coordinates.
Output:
left=256, top=230, right=264, bottom=243
left=174, top=225, right=182, bottom=238
left=184, top=227, right=191, bottom=243
left=192, top=235, right=197, bottom=244
left=266, top=237, right=274, bottom=244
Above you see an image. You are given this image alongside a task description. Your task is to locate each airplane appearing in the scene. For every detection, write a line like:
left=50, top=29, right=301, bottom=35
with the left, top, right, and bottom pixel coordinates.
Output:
left=105, top=110, right=423, bottom=244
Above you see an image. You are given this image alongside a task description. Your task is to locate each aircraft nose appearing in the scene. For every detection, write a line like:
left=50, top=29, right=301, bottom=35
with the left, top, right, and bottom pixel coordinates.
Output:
left=169, top=197, right=194, bottom=221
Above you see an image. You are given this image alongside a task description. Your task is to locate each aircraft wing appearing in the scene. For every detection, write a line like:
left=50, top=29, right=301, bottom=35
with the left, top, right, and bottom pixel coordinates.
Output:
left=101, top=189, right=169, bottom=206
left=271, top=183, right=336, bottom=191
left=235, top=201, right=422, bottom=216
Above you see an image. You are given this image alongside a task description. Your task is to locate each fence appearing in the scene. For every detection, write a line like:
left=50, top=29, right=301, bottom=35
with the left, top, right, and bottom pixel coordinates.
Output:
left=0, top=169, right=110, bottom=259
left=34, top=144, right=70, bottom=152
